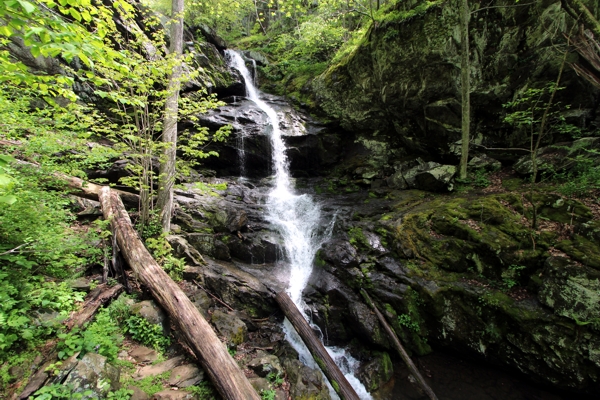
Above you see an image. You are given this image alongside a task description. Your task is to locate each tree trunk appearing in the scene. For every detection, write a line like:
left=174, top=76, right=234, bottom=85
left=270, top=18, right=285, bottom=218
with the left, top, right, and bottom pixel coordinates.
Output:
left=98, top=187, right=260, bottom=400
left=157, top=0, right=184, bottom=233
left=459, top=0, right=471, bottom=180
left=361, top=289, right=438, bottom=400
left=17, top=284, right=124, bottom=399
left=275, top=291, right=360, bottom=400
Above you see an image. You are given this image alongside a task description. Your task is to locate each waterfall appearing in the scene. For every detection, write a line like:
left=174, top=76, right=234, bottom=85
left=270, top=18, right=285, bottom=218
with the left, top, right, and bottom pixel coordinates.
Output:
left=226, top=50, right=372, bottom=399
left=232, top=95, right=247, bottom=178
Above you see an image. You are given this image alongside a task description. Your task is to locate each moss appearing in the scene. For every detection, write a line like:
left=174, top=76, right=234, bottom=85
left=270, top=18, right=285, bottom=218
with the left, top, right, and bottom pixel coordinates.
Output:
left=331, top=380, right=340, bottom=394
left=556, top=237, right=600, bottom=269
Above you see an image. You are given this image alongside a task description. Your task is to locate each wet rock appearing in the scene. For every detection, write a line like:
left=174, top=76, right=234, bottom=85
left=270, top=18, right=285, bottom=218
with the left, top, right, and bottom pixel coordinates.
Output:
left=166, top=235, right=205, bottom=266
left=63, top=353, right=120, bottom=398
left=247, top=351, right=283, bottom=378
left=130, top=300, right=169, bottom=336
left=282, top=358, right=331, bottom=400
left=134, top=356, right=186, bottom=380
left=320, top=239, right=359, bottom=269
left=129, top=346, right=159, bottom=364
left=168, top=364, right=204, bottom=388
left=358, top=352, right=393, bottom=392
left=211, top=309, right=248, bottom=345
left=226, top=232, right=280, bottom=264
left=348, top=301, right=389, bottom=348
left=226, top=208, right=248, bottom=232
left=183, top=259, right=277, bottom=318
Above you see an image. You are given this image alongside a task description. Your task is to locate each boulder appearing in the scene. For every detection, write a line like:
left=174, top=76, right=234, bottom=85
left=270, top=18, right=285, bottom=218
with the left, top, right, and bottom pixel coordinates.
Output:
left=468, top=154, right=502, bottom=171
left=152, top=389, right=195, bottom=400
left=358, top=352, right=393, bottom=392
left=168, top=364, right=204, bottom=388
left=282, top=358, right=330, bottom=400
left=166, top=235, right=206, bottom=266
left=63, top=353, right=120, bottom=398
left=211, top=309, right=248, bottom=345
left=134, top=356, right=186, bottom=380
left=129, top=300, right=169, bottom=336
left=129, top=346, right=159, bottom=364
left=247, top=351, right=284, bottom=378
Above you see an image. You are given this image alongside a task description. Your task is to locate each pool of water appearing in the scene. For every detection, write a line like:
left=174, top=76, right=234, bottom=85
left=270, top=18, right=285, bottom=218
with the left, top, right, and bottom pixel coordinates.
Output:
left=373, top=351, right=594, bottom=400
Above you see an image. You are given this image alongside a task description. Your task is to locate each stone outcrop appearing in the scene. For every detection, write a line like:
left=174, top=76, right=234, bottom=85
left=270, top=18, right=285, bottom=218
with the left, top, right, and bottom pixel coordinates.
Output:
left=313, top=1, right=600, bottom=167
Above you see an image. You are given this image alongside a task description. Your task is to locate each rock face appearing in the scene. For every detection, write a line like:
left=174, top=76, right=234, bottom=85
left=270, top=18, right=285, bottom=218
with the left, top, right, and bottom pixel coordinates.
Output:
left=191, top=93, right=344, bottom=178
left=313, top=1, right=600, bottom=163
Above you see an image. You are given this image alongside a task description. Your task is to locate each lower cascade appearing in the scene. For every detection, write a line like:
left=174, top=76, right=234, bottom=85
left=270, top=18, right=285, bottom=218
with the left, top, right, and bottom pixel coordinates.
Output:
left=226, top=49, right=373, bottom=399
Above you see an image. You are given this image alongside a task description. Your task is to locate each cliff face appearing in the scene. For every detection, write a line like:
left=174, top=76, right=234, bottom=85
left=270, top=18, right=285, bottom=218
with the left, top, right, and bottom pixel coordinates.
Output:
left=313, top=0, right=599, bottom=163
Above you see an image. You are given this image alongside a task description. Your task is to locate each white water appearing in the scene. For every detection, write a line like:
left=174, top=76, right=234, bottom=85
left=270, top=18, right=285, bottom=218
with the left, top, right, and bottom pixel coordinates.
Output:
left=226, top=50, right=372, bottom=399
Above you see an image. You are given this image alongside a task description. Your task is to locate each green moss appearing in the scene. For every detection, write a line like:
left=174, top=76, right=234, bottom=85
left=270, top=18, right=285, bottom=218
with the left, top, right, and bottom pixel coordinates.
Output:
left=331, top=380, right=340, bottom=394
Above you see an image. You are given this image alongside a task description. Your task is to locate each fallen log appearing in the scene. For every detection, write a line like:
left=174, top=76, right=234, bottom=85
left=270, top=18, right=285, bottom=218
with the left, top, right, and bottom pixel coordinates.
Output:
left=98, top=187, right=259, bottom=400
left=275, top=291, right=360, bottom=400
left=64, top=284, right=124, bottom=330
left=17, top=283, right=124, bottom=399
left=361, top=289, right=438, bottom=400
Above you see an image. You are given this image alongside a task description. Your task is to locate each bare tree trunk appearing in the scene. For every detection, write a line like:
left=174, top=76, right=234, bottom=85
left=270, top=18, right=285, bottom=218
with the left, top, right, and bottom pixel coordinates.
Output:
left=99, top=187, right=260, bottom=400
left=275, top=291, right=360, bottom=400
left=157, top=0, right=184, bottom=233
left=361, top=289, right=438, bottom=400
left=459, top=0, right=471, bottom=180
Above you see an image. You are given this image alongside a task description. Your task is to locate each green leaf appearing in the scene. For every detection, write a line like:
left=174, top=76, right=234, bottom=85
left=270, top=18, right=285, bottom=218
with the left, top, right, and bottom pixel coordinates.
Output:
left=69, top=8, right=81, bottom=21
left=17, top=0, right=36, bottom=13
left=0, top=195, right=16, bottom=205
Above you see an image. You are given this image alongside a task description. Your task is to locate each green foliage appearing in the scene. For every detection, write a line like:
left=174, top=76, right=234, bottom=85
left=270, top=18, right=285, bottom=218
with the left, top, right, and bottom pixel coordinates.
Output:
left=266, top=371, right=284, bottom=386
left=260, top=389, right=276, bottom=400
left=397, top=313, right=420, bottom=333
left=186, top=381, right=219, bottom=399
left=501, top=264, right=526, bottom=289
left=32, top=383, right=95, bottom=400
left=145, top=235, right=186, bottom=280
left=57, top=307, right=122, bottom=361
left=106, top=388, right=134, bottom=400
left=123, top=315, right=170, bottom=350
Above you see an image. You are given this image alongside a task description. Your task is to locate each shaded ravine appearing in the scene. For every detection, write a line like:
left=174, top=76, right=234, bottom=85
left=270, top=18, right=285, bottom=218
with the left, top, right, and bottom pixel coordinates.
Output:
left=225, top=50, right=373, bottom=399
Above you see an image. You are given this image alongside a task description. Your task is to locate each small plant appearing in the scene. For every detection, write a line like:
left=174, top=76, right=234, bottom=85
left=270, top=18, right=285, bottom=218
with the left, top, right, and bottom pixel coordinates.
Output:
left=260, top=389, right=276, bottom=400
left=501, top=264, right=526, bottom=289
left=145, top=235, right=186, bottom=281
left=32, top=383, right=94, bottom=400
left=123, top=315, right=170, bottom=350
left=187, top=381, right=219, bottom=399
left=397, top=314, right=420, bottom=333
left=266, top=371, right=284, bottom=386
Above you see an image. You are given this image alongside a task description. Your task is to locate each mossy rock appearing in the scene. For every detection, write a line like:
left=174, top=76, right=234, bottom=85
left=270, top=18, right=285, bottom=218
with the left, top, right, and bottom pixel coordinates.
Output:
left=556, top=236, right=600, bottom=270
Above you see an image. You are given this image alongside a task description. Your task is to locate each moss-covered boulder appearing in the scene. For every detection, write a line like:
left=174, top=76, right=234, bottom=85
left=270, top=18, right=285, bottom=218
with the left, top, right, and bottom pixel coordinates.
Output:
left=313, top=1, right=599, bottom=161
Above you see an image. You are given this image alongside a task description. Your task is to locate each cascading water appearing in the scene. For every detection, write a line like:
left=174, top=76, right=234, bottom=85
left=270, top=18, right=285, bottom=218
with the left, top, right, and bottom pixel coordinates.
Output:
left=232, top=95, right=247, bottom=178
left=226, top=50, right=373, bottom=400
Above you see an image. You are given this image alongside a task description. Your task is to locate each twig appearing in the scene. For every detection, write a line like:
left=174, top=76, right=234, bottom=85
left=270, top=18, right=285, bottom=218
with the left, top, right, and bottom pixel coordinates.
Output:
left=192, top=279, right=234, bottom=312
left=0, top=243, right=29, bottom=256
